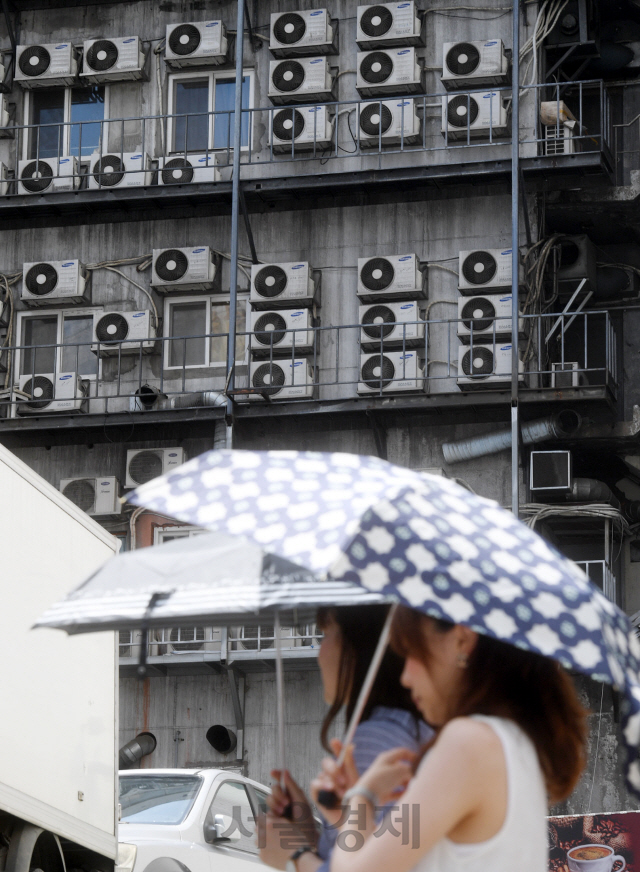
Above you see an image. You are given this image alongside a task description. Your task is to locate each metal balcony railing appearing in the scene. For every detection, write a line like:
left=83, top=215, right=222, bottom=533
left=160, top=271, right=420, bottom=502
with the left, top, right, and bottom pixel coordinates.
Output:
left=0, top=309, right=619, bottom=418
left=2, top=79, right=611, bottom=195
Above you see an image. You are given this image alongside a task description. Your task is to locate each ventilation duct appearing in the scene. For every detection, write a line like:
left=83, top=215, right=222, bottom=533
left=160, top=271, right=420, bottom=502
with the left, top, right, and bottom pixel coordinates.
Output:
left=206, top=725, right=237, bottom=754
left=561, top=478, right=619, bottom=507
left=119, top=732, right=157, bottom=769
left=442, top=410, right=581, bottom=464
left=160, top=390, right=226, bottom=411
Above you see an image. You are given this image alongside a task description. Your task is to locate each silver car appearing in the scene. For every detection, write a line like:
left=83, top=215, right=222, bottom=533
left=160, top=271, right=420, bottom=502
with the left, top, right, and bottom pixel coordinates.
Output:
left=117, top=769, right=271, bottom=872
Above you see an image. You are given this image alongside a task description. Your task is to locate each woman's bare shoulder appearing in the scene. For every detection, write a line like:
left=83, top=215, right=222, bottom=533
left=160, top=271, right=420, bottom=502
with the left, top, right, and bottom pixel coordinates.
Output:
left=417, top=717, right=504, bottom=775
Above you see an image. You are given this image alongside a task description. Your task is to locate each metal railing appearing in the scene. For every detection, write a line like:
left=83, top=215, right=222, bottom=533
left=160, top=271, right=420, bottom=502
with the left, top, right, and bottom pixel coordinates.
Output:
left=575, top=559, right=617, bottom=603
left=0, top=309, right=618, bottom=418
left=2, top=79, right=611, bottom=194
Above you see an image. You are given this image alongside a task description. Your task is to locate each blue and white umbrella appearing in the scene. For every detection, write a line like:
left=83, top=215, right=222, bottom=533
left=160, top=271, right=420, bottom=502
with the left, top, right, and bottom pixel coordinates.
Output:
left=125, top=449, right=640, bottom=795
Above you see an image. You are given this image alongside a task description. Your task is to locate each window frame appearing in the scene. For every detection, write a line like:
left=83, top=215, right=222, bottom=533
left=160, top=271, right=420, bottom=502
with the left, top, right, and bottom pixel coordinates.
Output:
left=21, top=85, right=110, bottom=161
left=166, top=69, right=254, bottom=155
left=15, top=307, right=103, bottom=380
left=162, top=293, right=249, bottom=372
left=154, top=525, right=206, bottom=545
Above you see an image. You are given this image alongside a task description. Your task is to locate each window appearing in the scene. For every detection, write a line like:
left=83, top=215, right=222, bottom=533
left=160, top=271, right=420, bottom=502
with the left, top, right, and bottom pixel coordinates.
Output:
left=25, top=86, right=106, bottom=159
left=17, top=310, right=100, bottom=379
left=163, top=295, right=248, bottom=370
left=167, top=71, right=252, bottom=153
left=154, top=525, right=207, bottom=545
left=206, top=781, right=257, bottom=854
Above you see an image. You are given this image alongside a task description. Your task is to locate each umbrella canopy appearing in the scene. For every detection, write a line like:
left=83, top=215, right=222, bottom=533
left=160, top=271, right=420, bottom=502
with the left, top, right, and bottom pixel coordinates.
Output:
left=35, top=529, right=388, bottom=634
left=125, top=449, right=640, bottom=794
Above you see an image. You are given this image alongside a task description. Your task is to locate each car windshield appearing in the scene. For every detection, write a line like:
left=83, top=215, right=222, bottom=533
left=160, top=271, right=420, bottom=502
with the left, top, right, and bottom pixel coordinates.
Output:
left=119, top=775, right=203, bottom=824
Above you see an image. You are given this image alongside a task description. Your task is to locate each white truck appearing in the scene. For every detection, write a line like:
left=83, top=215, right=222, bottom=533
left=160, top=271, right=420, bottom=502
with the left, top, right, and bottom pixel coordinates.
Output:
left=0, top=444, right=120, bottom=872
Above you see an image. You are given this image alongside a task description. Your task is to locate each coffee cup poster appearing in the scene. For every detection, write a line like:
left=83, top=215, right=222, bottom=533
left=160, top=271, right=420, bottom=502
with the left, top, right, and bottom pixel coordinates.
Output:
left=549, top=813, right=640, bottom=872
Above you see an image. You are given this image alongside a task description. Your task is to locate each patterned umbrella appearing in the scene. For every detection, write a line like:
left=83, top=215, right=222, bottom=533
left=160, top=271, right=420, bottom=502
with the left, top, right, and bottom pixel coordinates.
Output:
left=124, top=449, right=640, bottom=795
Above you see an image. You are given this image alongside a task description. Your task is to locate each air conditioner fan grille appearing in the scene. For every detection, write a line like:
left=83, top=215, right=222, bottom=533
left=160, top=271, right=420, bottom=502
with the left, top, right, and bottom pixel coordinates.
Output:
left=254, top=265, right=288, bottom=297
left=461, top=297, right=497, bottom=332
left=461, top=345, right=494, bottom=376
left=462, top=251, right=498, bottom=286
left=361, top=354, right=395, bottom=388
left=360, top=51, right=393, bottom=84
left=273, top=13, right=307, bottom=45
left=360, top=257, right=395, bottom=291
left=240, top=625, right=274, bottom=650
left=128, top=450, right=163, bottom=485
left=155, top=249, right=189, bottom=282
left=86, top=39, right=119, bottom=72
left=273, top=109, right=305, bottom=141
left=169, top=626, right=205, bottom=650
left=446, top=42, right=481, bottom=76
left=96, top=313, right=129, bottom=342
left=92, top=155, right=125, bottom=187
left=19, top=45, right=51, bottom=77
left=272, top=60, right=306, bottom=92
left=252, top=363, right=286, bottom=395
left=22, top=375, right=54, bottom=409
left=360, top=6, right=394, bottom=38
left=254, top=312, right=288, bottom=346
left=360, top=103, right=393, bottom=136
left=447, top=94, right=479, bottom=128
left=362, top=305, right=396, bottom=339
left=20, top=160, right=54, bottom=193
left=161, top=157, right=195, bottom=185
left=25, top=262, right=58, bottom=296
left=62, top=479, right=96, bottom=512
left=169, top=24, right=201, bottom=56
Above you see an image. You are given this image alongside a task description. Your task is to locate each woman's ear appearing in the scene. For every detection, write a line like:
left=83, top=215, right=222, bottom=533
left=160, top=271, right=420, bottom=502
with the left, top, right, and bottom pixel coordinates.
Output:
left=456, top=624, right=479, bottom=659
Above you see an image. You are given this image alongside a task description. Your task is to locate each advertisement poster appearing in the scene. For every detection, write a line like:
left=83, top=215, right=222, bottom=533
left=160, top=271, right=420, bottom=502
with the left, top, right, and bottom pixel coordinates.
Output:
left=549, top=812, right=640, bottom=872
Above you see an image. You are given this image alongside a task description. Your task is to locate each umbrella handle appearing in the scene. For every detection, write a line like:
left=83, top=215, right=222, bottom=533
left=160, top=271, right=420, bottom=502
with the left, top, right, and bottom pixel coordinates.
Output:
left=316, top=789, right=340, bottom=811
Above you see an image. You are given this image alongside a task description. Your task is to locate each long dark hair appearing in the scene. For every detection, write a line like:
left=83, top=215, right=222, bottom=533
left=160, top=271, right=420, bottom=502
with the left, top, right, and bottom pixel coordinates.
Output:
left=390, top=608, right=588, bottom=803
left=317, top=605, right=422, bottom=753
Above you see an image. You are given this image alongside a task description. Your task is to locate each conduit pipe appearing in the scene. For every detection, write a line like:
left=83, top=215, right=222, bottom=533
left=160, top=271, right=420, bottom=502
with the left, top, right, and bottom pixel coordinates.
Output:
left=442, top=410, right=581, bottom=465
left=563, top=478, right=619, bottom=508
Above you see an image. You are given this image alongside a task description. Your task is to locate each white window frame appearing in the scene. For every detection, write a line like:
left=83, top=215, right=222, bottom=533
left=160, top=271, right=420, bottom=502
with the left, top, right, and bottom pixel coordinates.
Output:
left=15, top=307, right=103, bottom=381
left=166, top=69, right=254, bottom=154
left=162, top=293, right=249, bottom=371
left=21, top=85, right=110, bottom=161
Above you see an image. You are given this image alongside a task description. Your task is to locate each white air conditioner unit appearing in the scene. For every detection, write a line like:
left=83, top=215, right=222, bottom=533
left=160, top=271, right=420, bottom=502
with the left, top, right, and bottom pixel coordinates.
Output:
left=158, top=153, right=221, bottom=185
left=250, top=309, right=314, bottom=355
left=457, top=294, right=526, bottom=342
left=82, top=36, right=146, bottom=83
left=358, top=350, right=424, bottom=393
left=118, top=630, right=143, bottom=658
left=270, top=9, right=336, bottom=57
left=15, top=43, right=77, bottom=87
left=89, top=152, right=152, bottom=189
left=152, top=246, right=217, bottom=292
left=270, top=105, right=334, bottom=152
left=458, top=248, right=513, bottom=293
left=456, top=342, right=524, bottom=388
left=125, top=447, right=186, bottom=488
left=92, top=311, right=156, bottom=356
left=249, top=358, right=314, bottom=400
left=441, top=39, right=510, bottom=90
left=442, top=91, right=509, bottom=140
left=356, top=3, right=423, bottom=49
left=359, top=301, right=424, bottom=349
left=0, top=96, right=9, bottom=133
left=358, top=98, right=420, bottom=146
left=167, top=626, right=206, bottom=652
left=269, top=56, right=335, bottom=104
left=18, top=156, right=80, bottom=194
left=21, top=259, right=88, bottom=307
left=544, top=124, right=576, bottom=156
left=165, top=21, right=228, bottom=68
left=250, top=262, right=316, bottom=309
left=59, top=476, right=122, bottom=516
left=357, top=253, right=424, bottom=301
left=356, top=47, right=422, bottom=97
left=551, top=361, right=586, bottom=389
left=17, top=372, right=85, bottom=415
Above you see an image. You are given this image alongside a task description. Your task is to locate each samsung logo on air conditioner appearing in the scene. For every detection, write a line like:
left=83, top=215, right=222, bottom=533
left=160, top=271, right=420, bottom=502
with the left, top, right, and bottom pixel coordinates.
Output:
left=398, top=3, right=411, bottom=7
left=397, top=49, right=410, bottom=55
left=310, top=9, right=323, bottom=14
left=168, top=452, right=178, bottom=457
left=291, top=311, right=304, bottom=317
left=483, top=93, right=497, bottom=99
left=397, top=101, right=411, bottom=107
left=398, top=256, right=412, bottom=261
left=501, top=249, right=512, bottom=255
left=206, top=22, right=219, bottom=27
left=55, top=44, right=68, bottom=49
left=132, top=312, right=144, bottom=318
left=60, top=158, right=70, bottom=164
left=123, top=38, right=136, bottom=43
left=310, top=58, right=322, bottom=63
left=307, top=107, right=321, bottom=113
left=485, top=41, right=498, bottom=46
left=401, top=353, right=414, bottom=359
left=62, top=262, right=74, bottom=267
left=59, top=374, right=72, bottom=381
left=101, top=481, right=110, bottom=486
left=192, top=248, right=206, bottom=253
left=499, top=296, right=511, bottom=303
left=292, top=264, right=304, bottom=269
left=500, top=345, right=512, bottom=352
left=400, top=304, right=413, bottom=309
left=131, top=154, right=142, bottom=160
left=291, top=361, right=303, bottom=367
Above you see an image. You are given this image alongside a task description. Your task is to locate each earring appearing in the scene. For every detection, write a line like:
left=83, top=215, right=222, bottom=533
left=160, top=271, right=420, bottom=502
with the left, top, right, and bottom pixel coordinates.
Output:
left=457, top=654, right=468, bottom=668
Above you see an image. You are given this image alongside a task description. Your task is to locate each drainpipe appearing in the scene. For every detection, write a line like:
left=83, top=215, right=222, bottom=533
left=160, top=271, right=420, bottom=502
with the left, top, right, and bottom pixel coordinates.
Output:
left=442, top=410, right=581, bottom=464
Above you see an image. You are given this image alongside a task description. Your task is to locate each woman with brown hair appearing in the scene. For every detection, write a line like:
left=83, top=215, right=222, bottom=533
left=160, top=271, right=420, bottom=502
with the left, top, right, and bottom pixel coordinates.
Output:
left=259, top=604, right=432, bottom=872
left=315, top=608, right=588, bottom=872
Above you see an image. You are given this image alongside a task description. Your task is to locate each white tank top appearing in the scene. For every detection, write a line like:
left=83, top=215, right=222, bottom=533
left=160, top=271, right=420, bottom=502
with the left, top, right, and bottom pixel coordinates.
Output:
left=410, top=715, right=548, bottom=872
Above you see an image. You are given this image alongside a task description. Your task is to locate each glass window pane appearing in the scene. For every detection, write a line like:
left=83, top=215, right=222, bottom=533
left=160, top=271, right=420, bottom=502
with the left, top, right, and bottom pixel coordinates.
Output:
left=213, top=76, right=250, bottom=149
left=70, top=87, right=105, bottom=157
left=173, top=79, right=209, bottom=152
left=168, top=302, right=207, bottom=367
left=207, top=781, right=256, bottom=854
left=62, top=316, right=96, bottom=375
left=210, top=300, right=246, bottom=365
left=29, top=89, right=65, bottom=159
left=20, top=316, right=58, bottom=375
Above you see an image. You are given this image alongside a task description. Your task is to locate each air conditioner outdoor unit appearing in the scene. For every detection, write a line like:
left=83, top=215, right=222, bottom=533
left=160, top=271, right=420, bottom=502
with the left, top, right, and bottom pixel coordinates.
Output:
left=125, top=447, right=186, bottom=488
left=457, top=294, right=525, bottom=342
left=249, top=358, right=314, bottom=400
left=89, top=152, right=152, bottom=189
left=357, top=253, right=424, bottom=301
left=551, top=361, right=586, bottom=389
left=21, top=259, right=88, bottom=306
left=82, top=36, right=146, bottom=83
left=165, top=21, right=228, bottom=68
left=359, top=301, right=424, bottom=349
left=152, top=246, right=216, bottom=292
left=442, top=91, right=509, bottom=140
left=15, top=43, right=77, bottom=87
left=270, top=105, right=334, bottom=152
left=358, top=350, right=424, bottom=393
left=544, top=123, right=575, bottom=155
left=59, top=476, right=122, bottom=516
left=356, top=48, right=422, bottom=97
left=358, top=98, right=420, bottom=146
left=18, top=157, right=80, bottom=194
left=0, top=162, right=8, bottom=197
left=529, top=450, right=572, bottom=492
left=118, top=630, right=143, bottom=658
left=356, top=3, right=423, bottom=50
left=92, top=311, right=156, bottom=356
left=270, top=9, right=337, bottom=57
left=441, top=39, right=510, bottom=90
left=0, top=96, right=9, bottom=133
left=458, top=248, right=513, bottom=293
left=249, top=309, right=314, bottom=356
left=17, top=372, right=85, bottom=415
left=556, top=235, right=597, bottom=292
left=167, top=626, right=206, bottom=652
left=238, top=625, right=275, bottom=650
left=456, top=342, right=524, bottom=388
left=269, top=57, right=335, bottom=104
left=158, top=153, right=221, bottom=185
left=250, top=262, right=316, bottom=309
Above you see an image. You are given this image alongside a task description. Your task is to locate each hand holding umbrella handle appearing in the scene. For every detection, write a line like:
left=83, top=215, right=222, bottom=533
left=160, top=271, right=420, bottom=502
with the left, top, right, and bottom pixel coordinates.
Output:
left=316, top=789, right=341, bottom=810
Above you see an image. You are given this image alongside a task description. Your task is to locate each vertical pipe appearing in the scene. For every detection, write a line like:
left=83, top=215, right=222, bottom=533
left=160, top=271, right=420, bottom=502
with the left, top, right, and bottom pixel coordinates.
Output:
left=510, top=0, right=520, bottom=517
left=226, top=0, right=246, bottom=449
left=274, top=611, right=286, bottom=780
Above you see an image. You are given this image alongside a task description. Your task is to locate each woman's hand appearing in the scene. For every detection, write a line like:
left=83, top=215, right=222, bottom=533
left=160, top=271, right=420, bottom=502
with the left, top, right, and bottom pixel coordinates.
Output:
left=268, top=769, right=318, bottom=847
left=257, top=812, right=301, bottom=870
left=310, top=738, right=359, bottom=823
left=355, top=747, right=416, bottom=806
